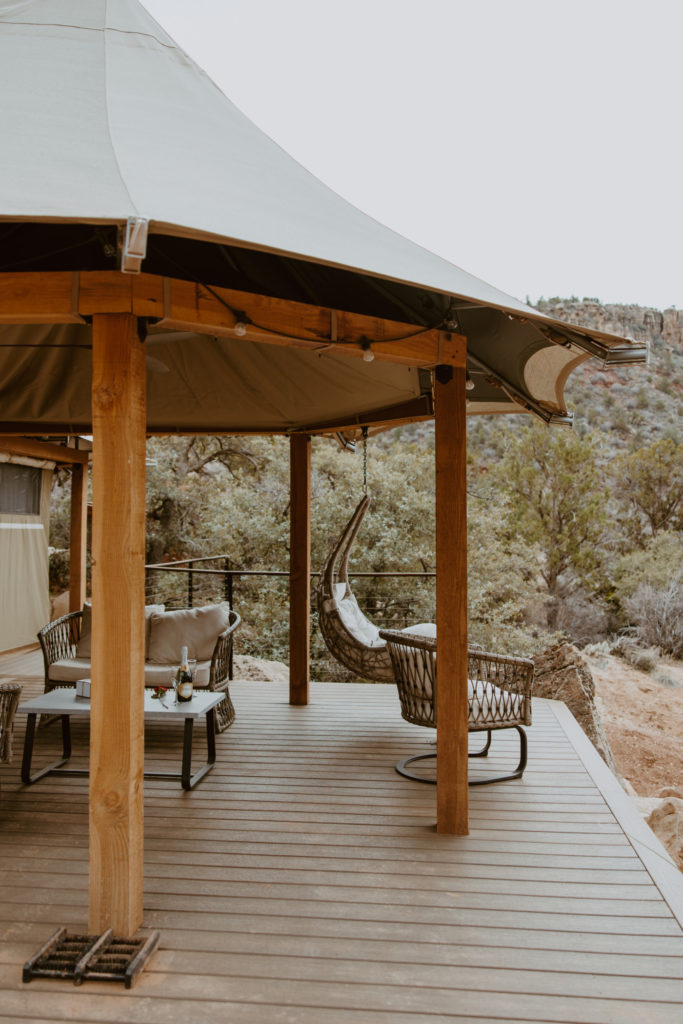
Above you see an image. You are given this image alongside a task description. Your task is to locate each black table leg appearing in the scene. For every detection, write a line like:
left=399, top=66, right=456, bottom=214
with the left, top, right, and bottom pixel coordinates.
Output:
left=22, top=713, right=77, bottom=784
left=179, top=708, right=217, bottom=790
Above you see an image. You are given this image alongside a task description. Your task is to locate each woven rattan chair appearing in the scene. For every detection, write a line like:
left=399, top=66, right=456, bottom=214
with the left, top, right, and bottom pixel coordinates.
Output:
left=379, top=629, right=534, bottom=786
left=317, top=495, right=395, bottom=682
left=37, top=608, right=240, bottom=733
left=0, top=682, right=22, bottom=773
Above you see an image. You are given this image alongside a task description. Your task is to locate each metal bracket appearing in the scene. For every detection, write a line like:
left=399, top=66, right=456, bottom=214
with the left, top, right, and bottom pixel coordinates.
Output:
left=120, top=216, right=149, bottom=274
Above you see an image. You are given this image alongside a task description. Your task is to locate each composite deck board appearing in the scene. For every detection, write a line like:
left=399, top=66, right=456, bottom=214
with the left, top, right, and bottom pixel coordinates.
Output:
left=1, top=654, right=682, bottom=1022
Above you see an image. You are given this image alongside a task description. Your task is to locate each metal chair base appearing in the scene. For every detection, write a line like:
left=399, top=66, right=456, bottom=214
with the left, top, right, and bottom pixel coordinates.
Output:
left=396, top=726, right=527, bottom=786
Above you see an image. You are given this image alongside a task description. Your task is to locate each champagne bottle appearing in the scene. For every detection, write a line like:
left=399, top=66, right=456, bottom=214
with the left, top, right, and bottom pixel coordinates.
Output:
left=176, top=645, right=194, bottom=702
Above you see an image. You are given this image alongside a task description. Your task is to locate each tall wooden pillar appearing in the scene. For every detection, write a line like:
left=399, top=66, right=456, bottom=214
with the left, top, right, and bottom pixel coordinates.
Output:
left=434, top=361, right=469, bottom=835
left=89, top=313, right=146, bottom=934
left=69, top=461, right=88, bottom=613
left=289, top=433, right=311, bottom=705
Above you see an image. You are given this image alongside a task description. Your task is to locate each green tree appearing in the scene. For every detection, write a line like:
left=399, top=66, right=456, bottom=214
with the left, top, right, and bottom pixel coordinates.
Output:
left=494, top=422, right=608, bottom=631
left=611, top=438, right=683, bottom=544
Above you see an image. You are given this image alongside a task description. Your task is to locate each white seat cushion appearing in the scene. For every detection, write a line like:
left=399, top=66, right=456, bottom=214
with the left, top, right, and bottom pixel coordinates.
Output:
left=143, top=660, right=211, bottom=687
left=49, top=658, right=211, bottom=687
left=48, top=658, right=92, bottom=683
left=335, top=590, right=383, bottom=648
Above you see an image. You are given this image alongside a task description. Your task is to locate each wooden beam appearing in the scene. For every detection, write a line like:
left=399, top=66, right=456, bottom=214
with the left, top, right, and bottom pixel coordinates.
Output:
left=69, top=462, right=88, bottom=613
left=434, top=360, right=469, bottom=835
left=146, top=277, right=465, bottom=367
left=0, top=271, right=466, bottom=368
left=289, top=433, right=311, bottom=706
left=0, top=271, right=85, bottom=324
left=0, top=436, right=89, bottom=464
left=89, top=313, right=146, bottom=935
left=302, top=396, right=434, bottom=435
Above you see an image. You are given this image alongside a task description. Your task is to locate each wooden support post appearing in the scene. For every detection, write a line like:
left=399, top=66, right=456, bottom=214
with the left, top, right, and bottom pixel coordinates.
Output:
left=89, top=313, right=146, bottom=934
left=69, top=462, right=88, bottom=613
left=434, top=362, right=469, bottom=835
left=289, top=433, right=311, bottom=705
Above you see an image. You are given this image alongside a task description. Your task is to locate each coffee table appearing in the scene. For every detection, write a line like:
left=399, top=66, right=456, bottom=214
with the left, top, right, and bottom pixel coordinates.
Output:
left=18, top=688, right=225, bottom=790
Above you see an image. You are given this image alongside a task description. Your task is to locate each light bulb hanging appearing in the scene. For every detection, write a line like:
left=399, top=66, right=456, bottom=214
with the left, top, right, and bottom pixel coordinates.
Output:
left=361, top=339, right=375, bottom=362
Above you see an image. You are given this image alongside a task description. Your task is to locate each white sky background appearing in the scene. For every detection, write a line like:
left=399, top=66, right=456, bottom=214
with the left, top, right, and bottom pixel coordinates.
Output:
left=141, top=0, right=682, bottom=311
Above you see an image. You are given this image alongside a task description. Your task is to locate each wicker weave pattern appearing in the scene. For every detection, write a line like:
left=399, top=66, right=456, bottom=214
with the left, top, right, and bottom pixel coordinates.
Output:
left=38, top=611, right=82, bottom=688
left=37, top=609, right=240, bottom=734
left=0, top=682, right=22, bottom=764
left=380, top=629, right=533, bottom=733
left=209, top=614, right=240, bottom=732
left=317, top=496, right=395, bottom=682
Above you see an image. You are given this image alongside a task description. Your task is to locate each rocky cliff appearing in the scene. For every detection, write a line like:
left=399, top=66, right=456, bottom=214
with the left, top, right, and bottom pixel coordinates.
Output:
left=536, top=297, right=683, bottom=353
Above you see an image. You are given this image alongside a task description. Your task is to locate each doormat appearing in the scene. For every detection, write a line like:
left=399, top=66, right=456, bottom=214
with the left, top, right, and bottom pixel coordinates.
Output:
left=23, top=927, right=160, bottom=988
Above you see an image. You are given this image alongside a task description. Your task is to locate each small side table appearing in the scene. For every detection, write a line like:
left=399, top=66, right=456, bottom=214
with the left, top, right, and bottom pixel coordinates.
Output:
left=18, top=688, right=226, bottom=790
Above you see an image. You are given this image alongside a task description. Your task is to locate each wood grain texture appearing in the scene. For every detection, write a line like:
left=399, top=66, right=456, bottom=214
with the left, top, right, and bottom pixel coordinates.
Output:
left=89, top=313, right=146, bottom=934
left=435, top=364, right=469, bottom=834
left=1, top=650, right=683, bottom=1023
left=0, top=271, right=465, bottom=368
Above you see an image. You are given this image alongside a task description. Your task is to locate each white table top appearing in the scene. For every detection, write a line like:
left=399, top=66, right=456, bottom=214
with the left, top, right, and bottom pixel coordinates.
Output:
left=18, top=688, right=225, bottom=721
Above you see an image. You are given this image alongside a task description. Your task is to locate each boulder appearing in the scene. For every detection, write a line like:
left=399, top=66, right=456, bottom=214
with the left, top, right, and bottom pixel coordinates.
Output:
left=232, top=654, right=289, bottom=683
left=533, top=642, right=618, bottom=772
left=646, top=798, right=683, bottom=871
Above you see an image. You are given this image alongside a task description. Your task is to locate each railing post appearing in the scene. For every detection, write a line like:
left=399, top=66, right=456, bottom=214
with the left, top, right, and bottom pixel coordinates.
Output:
left=223, top=558, right=231, bottom=605
left=289, top=434, right=311, bottom=705
left=188, top=563, right=194, bottom=608
left=225, top=564, right=234, bottom=679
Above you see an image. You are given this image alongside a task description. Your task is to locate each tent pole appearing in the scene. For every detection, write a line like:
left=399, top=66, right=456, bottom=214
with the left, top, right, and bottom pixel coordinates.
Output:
left=89, top=313, right=146, bottom=934
left=289, top=433, right=311, bottom=705
left=69, top=462, right=88, bottom=613
left=435, top=361, right=469, bottom=835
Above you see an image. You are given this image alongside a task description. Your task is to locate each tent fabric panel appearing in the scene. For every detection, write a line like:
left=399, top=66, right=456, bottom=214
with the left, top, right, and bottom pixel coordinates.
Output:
left=0, top=2, right=540, bottom=317
left=0, top=17, right=134, bottom=219
left=523, top=346, right=587, bottom=408
left=0, top=462, right=50, bottom=653
left=0, top=323, right=424, bottom=432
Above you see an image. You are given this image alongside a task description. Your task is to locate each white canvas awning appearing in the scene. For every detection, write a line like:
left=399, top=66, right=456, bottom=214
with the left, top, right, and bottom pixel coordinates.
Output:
left=0, top=0, right=645, bottom=433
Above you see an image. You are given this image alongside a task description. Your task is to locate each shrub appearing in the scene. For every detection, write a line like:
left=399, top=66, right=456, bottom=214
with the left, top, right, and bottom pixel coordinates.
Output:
left=624, top=575, right=683, bottom=658
left=609, top=635, right=660, bottom=673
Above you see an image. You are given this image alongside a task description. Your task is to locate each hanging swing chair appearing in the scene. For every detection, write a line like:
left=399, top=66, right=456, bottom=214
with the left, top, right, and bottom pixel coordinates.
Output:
left=316, top=493, right=397, bottom=682
left=315, top=499, right=534, bottom=785
left=316, top=428, right=435, bottom=682
left=315, top=438, right=534, bottom=788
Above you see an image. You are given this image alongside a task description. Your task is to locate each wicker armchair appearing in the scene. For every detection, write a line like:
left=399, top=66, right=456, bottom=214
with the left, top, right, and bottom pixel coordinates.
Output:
left=0, top=682, right=22, bottom=769
left=37, top=608, right=240, bottom=734
left=379, top=629, right=534, bottom=786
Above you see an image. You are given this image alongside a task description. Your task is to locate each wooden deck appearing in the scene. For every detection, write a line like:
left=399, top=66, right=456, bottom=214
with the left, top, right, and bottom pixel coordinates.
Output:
left=1, top=647, right=682, bottom=1023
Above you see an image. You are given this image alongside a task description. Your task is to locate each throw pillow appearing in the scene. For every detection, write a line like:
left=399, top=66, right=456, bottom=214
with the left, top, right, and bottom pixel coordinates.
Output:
left=147, top=603, right=231, bottom=664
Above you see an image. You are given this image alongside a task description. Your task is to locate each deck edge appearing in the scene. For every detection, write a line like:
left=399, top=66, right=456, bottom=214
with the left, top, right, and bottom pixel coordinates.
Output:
left=543, top=697, right=683, bottom=931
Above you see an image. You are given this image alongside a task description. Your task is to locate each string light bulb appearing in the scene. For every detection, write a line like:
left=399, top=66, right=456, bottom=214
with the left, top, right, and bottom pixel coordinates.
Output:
left=465, top=371, right=475, bottom=391
left=361, top=339, right=375, bottom=362
left=233, top=321, right=247, bottom=337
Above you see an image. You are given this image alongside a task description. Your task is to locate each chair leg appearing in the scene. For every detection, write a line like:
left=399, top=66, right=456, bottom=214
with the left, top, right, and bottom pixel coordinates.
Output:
left=396, top=752, right=436, bottom=782
left=469, top=730, right=492, bottom=757
left=468, top=726, right=527, bottom=786
left=396, top=727, right=527, bottom=786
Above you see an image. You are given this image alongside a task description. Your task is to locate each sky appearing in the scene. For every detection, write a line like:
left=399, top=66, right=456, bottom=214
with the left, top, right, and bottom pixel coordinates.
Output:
left=141, top=0, right=682, bottom=311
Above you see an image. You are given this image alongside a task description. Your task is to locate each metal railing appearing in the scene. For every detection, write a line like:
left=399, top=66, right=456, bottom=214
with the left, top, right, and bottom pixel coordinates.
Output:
left=145, top=554, right=436, bottom=676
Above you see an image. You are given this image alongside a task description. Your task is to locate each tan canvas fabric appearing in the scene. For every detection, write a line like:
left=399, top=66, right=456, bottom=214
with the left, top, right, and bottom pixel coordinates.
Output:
left=147, top=603, right=230, bottom=664
left=76, top=602, right=165, bottom=658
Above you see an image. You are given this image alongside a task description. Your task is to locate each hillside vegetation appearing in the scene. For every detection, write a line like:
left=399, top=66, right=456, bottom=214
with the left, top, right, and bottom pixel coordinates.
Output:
left=49, top=298, right=682, bottom=680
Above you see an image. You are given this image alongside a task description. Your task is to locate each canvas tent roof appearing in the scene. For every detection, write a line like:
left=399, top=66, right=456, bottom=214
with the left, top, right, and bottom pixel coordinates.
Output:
left=0, top=0, right=645, bottom=433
